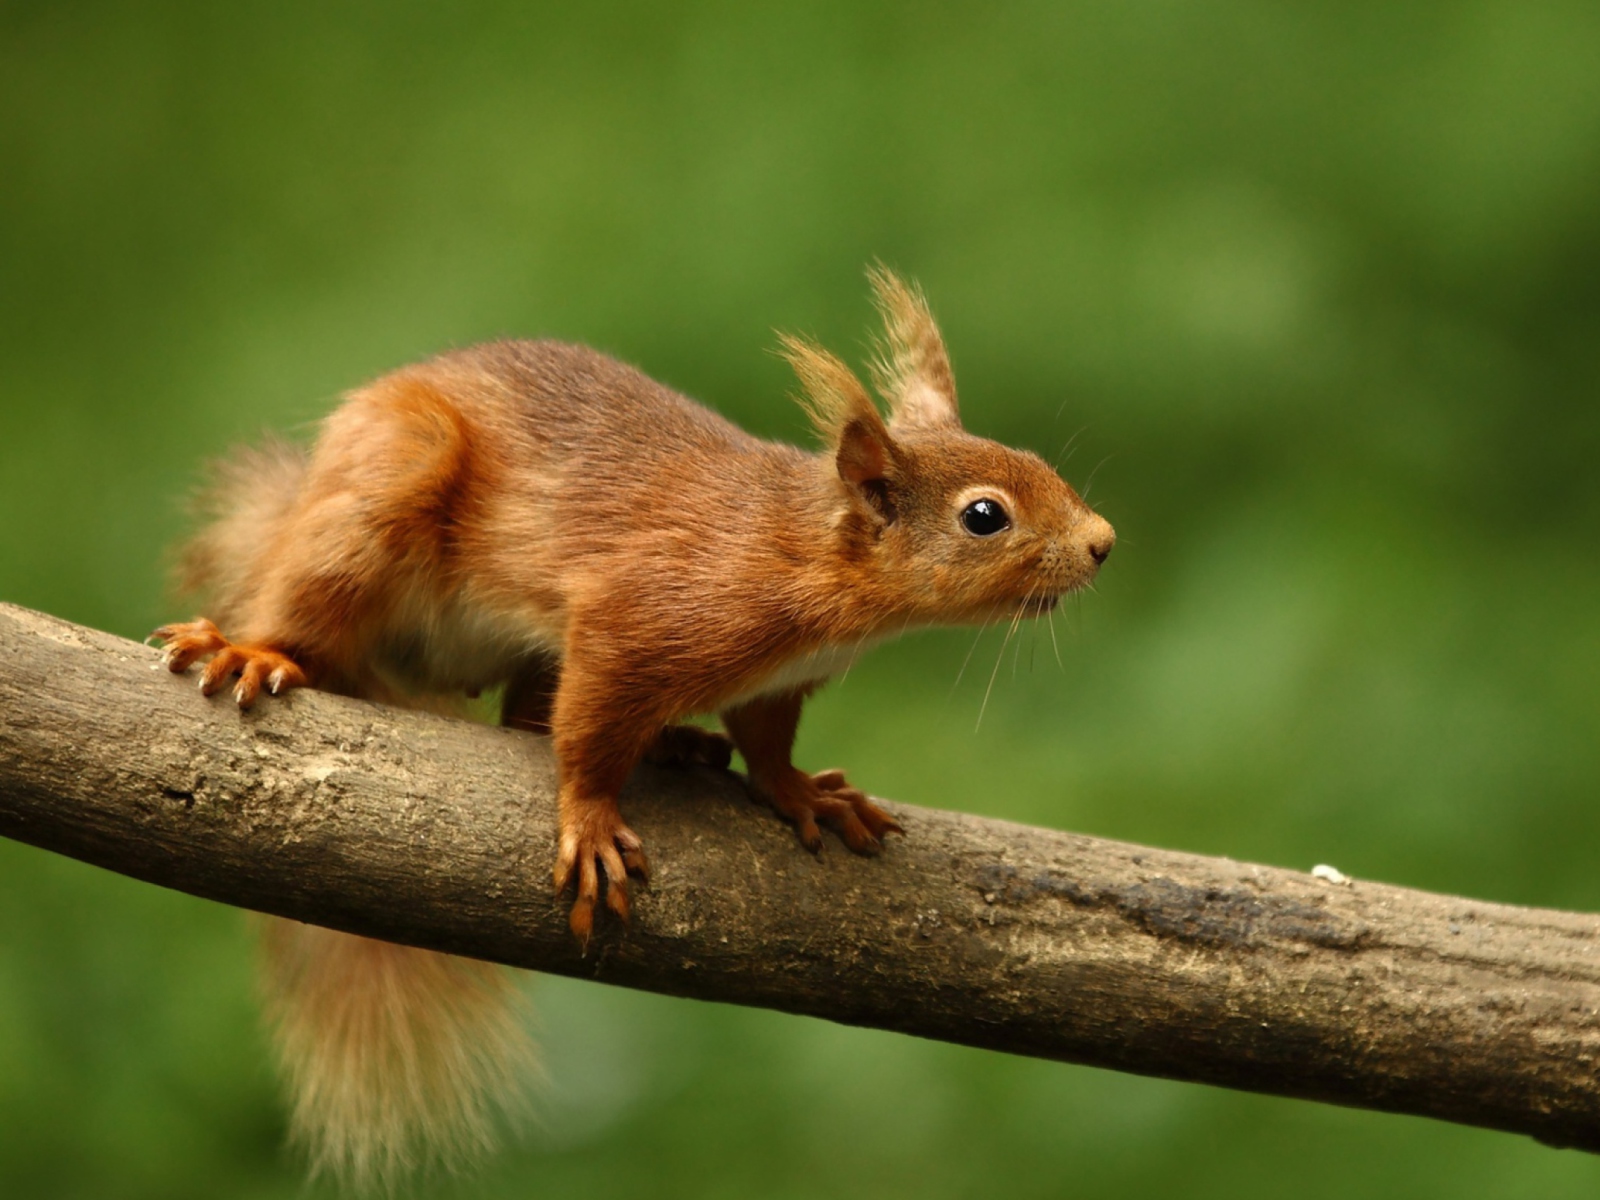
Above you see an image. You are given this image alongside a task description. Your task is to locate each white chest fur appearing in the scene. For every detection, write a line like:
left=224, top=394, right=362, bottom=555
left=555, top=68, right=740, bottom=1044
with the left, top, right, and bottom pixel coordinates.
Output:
left=722, top=636, right=886, bottom=709
left=376, top=587, right=562, bottom=693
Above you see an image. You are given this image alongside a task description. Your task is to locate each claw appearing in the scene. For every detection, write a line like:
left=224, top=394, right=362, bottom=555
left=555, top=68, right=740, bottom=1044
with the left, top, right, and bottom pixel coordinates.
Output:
left=605, top=879, right=631, bottom=922
left=569, top=895, right=595, bottom=945
left=615, top=825, right=651, bottom=879
left=199, top=646, right=246, bottom=696
left=552, top=850, right=575, bottom=896
left=154, top=617, right=229, bottom=673
left=151, top=619, right=307, bottom=709
left=555, top=797, right=647, bottom=942
left=797, top=817, right=823, bottom=854
left=757, top=768, right=901, bottom=857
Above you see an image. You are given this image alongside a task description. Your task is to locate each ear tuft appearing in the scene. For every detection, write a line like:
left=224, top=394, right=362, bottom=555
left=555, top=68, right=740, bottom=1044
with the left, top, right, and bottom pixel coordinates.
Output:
left=777, top=332, right=885, bottom=444
left=866, top=264, right=960, bottom=431
left=777, top=333, right=899, bottom=518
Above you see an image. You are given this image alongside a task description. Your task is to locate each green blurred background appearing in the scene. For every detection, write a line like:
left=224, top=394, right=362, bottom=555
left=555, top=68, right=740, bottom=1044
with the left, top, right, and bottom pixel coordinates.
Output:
left=3, top=2, right=1599, bottom=1196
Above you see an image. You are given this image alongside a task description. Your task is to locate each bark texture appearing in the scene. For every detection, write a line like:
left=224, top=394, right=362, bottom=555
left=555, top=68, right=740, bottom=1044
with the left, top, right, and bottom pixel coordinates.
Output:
left=1, top=602, right=1597, bottom=1150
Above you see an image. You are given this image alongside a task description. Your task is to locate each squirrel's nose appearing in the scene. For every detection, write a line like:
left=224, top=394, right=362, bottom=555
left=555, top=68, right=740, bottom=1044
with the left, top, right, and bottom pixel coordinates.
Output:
left=1083, top=513, right=1115, bottom=566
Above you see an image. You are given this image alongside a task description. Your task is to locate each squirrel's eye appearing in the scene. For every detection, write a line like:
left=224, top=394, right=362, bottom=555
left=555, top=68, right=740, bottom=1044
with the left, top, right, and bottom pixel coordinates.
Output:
left=960, top=498, right=1009, bottom=537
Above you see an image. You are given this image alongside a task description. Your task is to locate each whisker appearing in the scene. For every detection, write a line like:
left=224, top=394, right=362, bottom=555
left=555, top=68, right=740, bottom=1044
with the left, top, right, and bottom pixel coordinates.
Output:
left=977, top=603, right=1027, bottom=730
left=1053, top=425, right=1087, bottom=472
left=951, top=616, right=994, bottom=696
left=1046, top=602, right=1064, bottom=671
left=1013, top=589, right=1038, bottom=680
left=976, top=634, right=1010, bottom=730
left=1081, top=453, right=1114, bottom=500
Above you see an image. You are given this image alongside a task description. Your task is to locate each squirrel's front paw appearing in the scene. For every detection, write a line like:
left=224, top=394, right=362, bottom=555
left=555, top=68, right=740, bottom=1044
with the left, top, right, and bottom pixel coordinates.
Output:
left=759, top=768, right=903, bottom=855
left=151, top=618, right=309, bottom=708
left=554, top=798, right=649, bottom=943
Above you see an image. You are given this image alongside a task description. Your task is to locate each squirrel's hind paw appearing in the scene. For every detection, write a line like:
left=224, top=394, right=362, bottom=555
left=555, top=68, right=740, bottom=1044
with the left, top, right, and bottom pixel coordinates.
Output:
left=152, top=618, right=228, bottom=673
left=644, top=724, right=735, bottom=770
left=151, top=619, right=308, bottom=708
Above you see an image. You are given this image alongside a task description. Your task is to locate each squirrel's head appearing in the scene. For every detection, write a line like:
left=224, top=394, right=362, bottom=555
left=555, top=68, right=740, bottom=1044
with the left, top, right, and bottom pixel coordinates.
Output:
left=783, top=266, right=1115, bottom=625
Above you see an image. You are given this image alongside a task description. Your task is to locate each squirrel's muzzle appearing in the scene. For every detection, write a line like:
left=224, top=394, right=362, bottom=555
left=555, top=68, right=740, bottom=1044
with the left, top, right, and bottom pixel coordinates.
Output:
left=1083, top=512, right=1115, bottom=566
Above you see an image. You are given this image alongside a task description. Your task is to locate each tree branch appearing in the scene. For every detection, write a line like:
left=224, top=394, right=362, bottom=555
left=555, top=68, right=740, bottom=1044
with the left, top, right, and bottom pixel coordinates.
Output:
left=2, top=602, right=1597, bottom=1151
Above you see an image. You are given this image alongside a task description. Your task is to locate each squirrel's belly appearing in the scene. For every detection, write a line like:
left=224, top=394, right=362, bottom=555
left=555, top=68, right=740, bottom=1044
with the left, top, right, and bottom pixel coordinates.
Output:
left=374, top=589, right=564, bottom=694
left=719, top=636, right=886, bottom=710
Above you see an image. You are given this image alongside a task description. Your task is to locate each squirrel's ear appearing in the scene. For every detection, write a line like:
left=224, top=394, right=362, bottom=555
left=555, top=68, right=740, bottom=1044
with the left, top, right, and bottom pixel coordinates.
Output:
left=778, top=333, right=899, bottom=519
left=867, top=264, right=960, bottom=432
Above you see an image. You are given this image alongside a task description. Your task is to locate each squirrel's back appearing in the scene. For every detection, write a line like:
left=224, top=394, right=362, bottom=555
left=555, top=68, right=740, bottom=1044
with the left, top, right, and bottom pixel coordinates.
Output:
left=179, top=340, right=798, bottom=699
left=454, top=338, right=763, bottom=462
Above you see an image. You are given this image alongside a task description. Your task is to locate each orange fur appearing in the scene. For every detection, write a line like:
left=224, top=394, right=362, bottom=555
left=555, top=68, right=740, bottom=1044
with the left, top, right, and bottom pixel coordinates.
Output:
left=261, top=922, right=535, bottom=1188
left=156, top=267, right=1115, bottom=1184
left=866, top=262, right=961, bottom=431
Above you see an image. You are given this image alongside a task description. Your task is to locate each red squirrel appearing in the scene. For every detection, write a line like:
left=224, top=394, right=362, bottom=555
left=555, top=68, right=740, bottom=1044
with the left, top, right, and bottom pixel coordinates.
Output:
left=154, top=267, right=1114, bottom=1184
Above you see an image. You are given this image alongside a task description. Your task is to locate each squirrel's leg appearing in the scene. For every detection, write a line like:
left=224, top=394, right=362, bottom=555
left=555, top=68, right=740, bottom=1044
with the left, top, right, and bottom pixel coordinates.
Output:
left=501, top=657, right=560, bottom=734
left=159, top=377, right=480, bottom=711
left=514, top=669, right=729, bottom=764
left=153, top=542, right=371, bottom=706
left=721, top=689, right=902, bottom=854
left=509, top=656, right=724, bottom=936
left=152, top=484, right=394, bottom=708
left=548, top=664, right=660, bottom=942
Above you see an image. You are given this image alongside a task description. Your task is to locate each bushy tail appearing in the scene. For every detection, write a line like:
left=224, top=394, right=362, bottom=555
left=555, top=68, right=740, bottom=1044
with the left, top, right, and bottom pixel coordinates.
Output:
left=174, top=437, right=308, bottom=632
left=177, top=439, right=538, bottom=1188
left=261, top=923, right=536, bottom=1188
